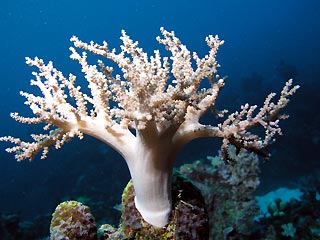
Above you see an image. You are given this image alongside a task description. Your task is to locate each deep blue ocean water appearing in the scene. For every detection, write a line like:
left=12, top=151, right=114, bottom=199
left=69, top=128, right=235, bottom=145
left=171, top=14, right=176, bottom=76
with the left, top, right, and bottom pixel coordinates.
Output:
left=0, top=0, right=319, bottom=234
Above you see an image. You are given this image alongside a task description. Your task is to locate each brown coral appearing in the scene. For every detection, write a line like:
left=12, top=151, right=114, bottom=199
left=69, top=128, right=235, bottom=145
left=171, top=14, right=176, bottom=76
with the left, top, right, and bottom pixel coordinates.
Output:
left=50, top=200, right=98, bottom=240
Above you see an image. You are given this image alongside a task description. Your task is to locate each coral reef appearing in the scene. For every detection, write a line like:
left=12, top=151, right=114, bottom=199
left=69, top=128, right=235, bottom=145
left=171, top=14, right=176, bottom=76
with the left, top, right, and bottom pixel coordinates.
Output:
left=1, top=156, right=319, bottom=239
left=255, top=190, right=320, bottom=239
left=0, top=212, right=50, bottom=240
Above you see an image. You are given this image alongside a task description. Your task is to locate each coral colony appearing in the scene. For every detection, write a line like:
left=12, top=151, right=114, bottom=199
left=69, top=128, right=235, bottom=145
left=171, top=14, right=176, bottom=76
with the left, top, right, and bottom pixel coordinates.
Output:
left=1, top=28, right=298, bottom=228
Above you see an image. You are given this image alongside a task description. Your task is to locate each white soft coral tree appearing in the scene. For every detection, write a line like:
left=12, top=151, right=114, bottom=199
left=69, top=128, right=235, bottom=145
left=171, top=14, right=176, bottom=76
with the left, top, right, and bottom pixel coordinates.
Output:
left=1, top=28, right=299, bottom=227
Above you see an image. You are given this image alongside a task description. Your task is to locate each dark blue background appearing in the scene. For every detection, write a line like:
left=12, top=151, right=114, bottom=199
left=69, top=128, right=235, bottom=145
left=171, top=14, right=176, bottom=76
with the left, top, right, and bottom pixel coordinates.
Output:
left=0, top=0, right=319, bottom=223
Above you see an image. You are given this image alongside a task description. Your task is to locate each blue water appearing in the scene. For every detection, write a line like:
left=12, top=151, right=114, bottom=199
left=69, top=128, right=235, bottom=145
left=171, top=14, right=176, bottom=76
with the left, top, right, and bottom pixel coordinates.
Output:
left=0, top=0, right=319, bottom=230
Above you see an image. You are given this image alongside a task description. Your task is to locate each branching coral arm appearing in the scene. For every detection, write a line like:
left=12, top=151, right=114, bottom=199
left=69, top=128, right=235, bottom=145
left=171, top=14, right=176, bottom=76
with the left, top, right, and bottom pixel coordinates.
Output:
left=173, top=79, right=300, bottom=159
left=0, top=56, right=135, bottom=161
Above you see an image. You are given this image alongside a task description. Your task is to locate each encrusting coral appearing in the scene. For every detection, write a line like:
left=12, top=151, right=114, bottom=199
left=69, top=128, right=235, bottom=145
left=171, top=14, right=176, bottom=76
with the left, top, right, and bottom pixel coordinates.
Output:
left=50, top=200, right=98, bottom=240
left=1, top=28, right=299, bottom=227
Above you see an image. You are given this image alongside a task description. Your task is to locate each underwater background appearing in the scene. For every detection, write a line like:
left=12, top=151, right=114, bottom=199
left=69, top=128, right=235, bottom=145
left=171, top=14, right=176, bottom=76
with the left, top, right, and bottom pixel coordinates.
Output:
left=0, top=0, right=319, bottom=238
